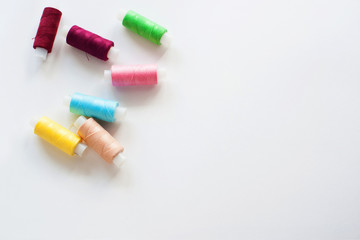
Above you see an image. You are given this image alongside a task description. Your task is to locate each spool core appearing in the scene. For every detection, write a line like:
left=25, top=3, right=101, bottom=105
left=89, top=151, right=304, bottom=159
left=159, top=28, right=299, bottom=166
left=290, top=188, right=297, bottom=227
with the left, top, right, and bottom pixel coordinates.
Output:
left=34, top=47, right=48, bottom=61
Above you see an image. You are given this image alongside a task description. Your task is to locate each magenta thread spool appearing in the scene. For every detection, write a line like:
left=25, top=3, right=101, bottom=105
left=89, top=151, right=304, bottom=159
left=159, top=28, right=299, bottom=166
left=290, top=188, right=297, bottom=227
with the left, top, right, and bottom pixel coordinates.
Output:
left=33, top=7, right=62, bottom=61
left=62, top=25, right=119, bottom=62
left=104, top=64, right=165, bottom=86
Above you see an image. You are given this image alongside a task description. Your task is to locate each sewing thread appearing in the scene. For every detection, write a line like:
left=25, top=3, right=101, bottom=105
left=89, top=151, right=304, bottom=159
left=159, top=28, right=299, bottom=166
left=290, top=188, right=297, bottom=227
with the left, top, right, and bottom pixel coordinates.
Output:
left=33, top=7, right=62, bottom=53
left=66, top=25, right=114, bottom=61
left=110, top=64, right=158, bottom=86
left=122, top=10, right=167, bottom=45
left=70, top=93, right=119, bottom=122
left=34, top=117, right=81, bottom=156
left=77, top=118, right=124, bottom=163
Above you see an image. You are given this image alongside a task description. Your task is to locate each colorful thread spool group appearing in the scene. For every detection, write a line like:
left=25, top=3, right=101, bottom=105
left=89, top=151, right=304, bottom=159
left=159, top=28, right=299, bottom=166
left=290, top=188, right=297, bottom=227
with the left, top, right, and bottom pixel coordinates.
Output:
left=32, top=7, right=171, bottom=168
left=32, top=94, right=127, bottom=167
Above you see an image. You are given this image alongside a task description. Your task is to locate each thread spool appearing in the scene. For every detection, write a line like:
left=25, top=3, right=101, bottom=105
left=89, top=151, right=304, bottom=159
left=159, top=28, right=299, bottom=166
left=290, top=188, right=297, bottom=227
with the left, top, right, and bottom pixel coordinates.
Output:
left=62, top=25, right=119, bottom=61
left=118, top=10, right=172, bottom=46
left=64, top=93, right=126, bottom=122
left=74, top=116, right=125, bottom=167
left=31, top=116, right=87, bottom=156
left=33, top=7, right=62, bottom=61
left=104, top=64, right=166, bottom=86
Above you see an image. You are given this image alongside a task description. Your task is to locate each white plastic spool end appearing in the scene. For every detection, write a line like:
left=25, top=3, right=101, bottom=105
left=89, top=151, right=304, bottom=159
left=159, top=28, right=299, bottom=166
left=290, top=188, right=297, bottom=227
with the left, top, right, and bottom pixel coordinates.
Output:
left=63, top=95, right=71, bottom=107
left=115, top=107, right=127, bottom=121
left=74, top=142, right=87, bottom=156
left=73, top=116, right=88, bottom=130
left=107, top=47, right=120, bottom=62
left=34, top=47, right=48, bottom=61
left=117, top=10, right=128, bottom=22
left=30, top=117, right=40, bottom=128
left=113, top=153, right=126, bottom=168
left=61, top=25, right=71, bottom=38
left=104, top=70, right=112, bottom=83
left=160, top=32, right=172, bottom=47
left=157, top=67, right=166, bottom=83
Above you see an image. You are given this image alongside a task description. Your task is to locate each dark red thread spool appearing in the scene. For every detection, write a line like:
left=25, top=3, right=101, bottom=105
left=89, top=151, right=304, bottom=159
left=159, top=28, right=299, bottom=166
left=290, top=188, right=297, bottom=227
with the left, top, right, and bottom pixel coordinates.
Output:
left=33, top=7, right=62, bottom=60
left=64, top=25, right=119, bottom=61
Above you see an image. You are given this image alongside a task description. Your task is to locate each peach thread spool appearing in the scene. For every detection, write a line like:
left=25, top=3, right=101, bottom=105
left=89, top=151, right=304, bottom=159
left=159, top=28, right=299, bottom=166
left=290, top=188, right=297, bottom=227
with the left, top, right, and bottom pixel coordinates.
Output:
left=73, top=116, right=125, bottom=168
left=104, top=64, right=166, bottom=86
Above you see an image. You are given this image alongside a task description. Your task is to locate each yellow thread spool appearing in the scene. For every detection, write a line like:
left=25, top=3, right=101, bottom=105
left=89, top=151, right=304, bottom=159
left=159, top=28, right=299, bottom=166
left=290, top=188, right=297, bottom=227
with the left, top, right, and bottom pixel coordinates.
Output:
left=34, top=117, right=81, bottom=156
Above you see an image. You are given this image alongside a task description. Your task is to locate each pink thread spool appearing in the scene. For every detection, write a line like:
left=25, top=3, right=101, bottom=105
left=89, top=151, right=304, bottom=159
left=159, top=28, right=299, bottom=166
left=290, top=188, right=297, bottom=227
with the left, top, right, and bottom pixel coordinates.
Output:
left=104, top=64, right=165, bottom=86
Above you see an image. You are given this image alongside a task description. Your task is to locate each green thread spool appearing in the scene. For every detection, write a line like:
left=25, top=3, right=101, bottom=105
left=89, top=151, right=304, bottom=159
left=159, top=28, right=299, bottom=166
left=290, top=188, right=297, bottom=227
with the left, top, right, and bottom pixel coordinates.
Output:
left=118, top=10, right=171, bottom=46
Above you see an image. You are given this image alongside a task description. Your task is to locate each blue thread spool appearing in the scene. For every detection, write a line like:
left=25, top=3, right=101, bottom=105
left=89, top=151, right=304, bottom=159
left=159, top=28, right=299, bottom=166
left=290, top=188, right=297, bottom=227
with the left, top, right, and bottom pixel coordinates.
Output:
left=64, top=93, right=127, bottom=122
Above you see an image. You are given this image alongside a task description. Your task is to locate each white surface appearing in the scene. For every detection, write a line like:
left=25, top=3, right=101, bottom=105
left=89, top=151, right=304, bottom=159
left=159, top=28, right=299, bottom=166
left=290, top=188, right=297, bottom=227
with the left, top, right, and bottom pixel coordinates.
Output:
left=29, top=117, right=40, bottom=128
left=1, top=0, right=360, bottom=239
left=61, top=25, right=71, bottom=38
left=63, top=95, right=71, bottom=107
left=117, top=9, right=127, bottom=22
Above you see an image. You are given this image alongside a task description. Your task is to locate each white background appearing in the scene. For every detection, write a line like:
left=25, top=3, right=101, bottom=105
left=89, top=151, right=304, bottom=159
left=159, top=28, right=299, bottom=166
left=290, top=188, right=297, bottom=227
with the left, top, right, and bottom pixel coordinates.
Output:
left=1, top=0, right=360, bottom=239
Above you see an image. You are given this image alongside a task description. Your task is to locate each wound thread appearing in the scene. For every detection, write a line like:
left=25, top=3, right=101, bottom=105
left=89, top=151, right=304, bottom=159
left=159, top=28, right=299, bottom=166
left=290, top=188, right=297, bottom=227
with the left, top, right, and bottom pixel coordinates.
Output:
left=122, top=10, right=167, bottom=45
left=33, top=7, right=62, bottom=53
left=111, top=64, right=158, bottom=86
left=66, top=25, right=114, bottom=61
left=77, top=118, right=124, bottom=163
left=34, top=117, right=81, bottom=156
left=70, top=93, right=119, bottom=122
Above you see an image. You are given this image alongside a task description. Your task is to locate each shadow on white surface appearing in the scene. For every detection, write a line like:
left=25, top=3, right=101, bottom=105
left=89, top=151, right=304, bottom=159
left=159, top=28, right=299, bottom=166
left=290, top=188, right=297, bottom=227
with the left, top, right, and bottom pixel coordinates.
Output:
left=95, top=118, right=123, bottom=136
left=120, top=28, right=169, bottom=60
left=110, top=84, right=161, bottom=107
left=27, top=37, right=65, bottom=78
left=62, top=45, right=112, bottom=72
left=24, top=117, right=131, bottom=186
left=36, top=137, right=120, bottom=178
